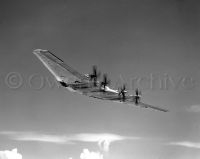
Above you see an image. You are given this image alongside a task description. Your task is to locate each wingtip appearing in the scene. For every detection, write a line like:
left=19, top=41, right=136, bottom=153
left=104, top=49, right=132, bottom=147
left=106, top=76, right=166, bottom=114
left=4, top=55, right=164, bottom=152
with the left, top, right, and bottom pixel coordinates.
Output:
left=161, top=108, right=169, bottom=112
left=164, top=109, right=169, bottom=112
left=33, top=49, right=48, bottom=55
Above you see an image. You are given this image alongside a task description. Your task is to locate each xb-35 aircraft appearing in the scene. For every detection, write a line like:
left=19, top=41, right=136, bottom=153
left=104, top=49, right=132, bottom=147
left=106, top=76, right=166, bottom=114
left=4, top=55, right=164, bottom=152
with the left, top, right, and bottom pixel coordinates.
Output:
left=33, top=49, right=168, bottom=112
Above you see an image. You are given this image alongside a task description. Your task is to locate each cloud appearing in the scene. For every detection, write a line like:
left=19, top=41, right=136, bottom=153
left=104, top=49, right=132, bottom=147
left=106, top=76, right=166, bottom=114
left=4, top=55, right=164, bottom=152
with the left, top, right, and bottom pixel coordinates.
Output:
left=69, top=149, right=104, bottom=159
left=80, top=149, right=103, bottom=159
left=0, top=131, right=140, bottom=152
left=169, top=141, right=200, bottom=149
left=0, top=131, right=140, bottom=151
left=187, top=105, right=200, bottom=113
left=0, top=149, right=22, bottom=159
left=0, top=131, right=71, bottom=144
left=72, top=133, right=139, bottom=152
left=0, top=148, right=103, bottom=159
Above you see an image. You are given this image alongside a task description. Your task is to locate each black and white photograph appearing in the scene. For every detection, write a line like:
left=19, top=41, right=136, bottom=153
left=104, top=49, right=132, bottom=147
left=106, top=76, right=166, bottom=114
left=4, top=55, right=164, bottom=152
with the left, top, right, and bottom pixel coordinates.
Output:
left=0, top=0, right=200, bottom=159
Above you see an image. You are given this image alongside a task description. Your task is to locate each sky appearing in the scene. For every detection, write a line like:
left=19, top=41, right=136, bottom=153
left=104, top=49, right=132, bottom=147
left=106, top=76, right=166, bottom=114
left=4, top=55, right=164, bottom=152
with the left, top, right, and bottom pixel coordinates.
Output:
left=0, top=0, right=200, bottom=158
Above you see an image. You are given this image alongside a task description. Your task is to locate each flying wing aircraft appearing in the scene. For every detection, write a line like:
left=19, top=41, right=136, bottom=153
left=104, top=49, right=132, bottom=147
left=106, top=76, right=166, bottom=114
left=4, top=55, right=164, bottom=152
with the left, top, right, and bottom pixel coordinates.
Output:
left=33, top=49, right=168, bottom=112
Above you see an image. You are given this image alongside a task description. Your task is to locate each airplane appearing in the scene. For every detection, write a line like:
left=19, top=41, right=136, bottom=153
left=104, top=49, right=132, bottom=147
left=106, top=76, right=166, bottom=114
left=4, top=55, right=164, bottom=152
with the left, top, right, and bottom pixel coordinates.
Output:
left=33, top=49, right=168, bottom=112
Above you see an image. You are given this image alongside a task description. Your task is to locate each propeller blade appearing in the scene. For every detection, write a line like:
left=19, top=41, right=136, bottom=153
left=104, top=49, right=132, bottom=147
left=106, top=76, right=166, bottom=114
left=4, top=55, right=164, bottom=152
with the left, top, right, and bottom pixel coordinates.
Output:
left=89, top=66, right=101, bottom=86
left=101, top=74, right=110, bottom=89
left=103, top=74, right=110, bottom=85
left=92, top=65, right=101, bottom=77
left=118, top=84, right=127, bottom=102
left=135, top=89, right=138, bottom=95
left=134, top=88, right=141, bottom=105
left=135, top=88, right=141, bottom=96
left=93, top=65, right=97, bottom=76
left=90, top=66, right=101, bottom=80
left=122, top=84, right=126, bottom=91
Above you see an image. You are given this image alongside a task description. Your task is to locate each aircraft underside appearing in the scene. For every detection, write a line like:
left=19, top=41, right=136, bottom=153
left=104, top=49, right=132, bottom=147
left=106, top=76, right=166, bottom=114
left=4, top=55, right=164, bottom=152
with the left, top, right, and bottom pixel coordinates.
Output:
left=61, top=81, right=133, bottom=103
left=33, top=49, right=168, bottom=112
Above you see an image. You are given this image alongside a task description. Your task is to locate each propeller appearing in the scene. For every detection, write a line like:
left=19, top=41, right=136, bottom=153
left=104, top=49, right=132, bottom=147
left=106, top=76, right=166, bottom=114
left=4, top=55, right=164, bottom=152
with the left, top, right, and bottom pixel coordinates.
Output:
left=101, top=74, right=110, bottom=90
left=135, top=88, right=141, bottom=96
left=118, top=84, right=127, bottom=102
left=134, top=88, right=141, bottom=105
left=89, top=65, right=101, bottom=86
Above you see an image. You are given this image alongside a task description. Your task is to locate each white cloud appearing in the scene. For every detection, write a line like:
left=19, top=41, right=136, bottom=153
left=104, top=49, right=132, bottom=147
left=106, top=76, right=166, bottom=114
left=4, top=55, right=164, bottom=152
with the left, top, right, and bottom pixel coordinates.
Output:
left=72, top=133, right=138, bottom=152
left=0, top=149, right=22, bottom=159
left=187, top=105, right=200, bottom=113
left=1, top=131, right=139, bottom=152
left=80, top=149, right=103, bottom=159
left=0, top=131, right=71, bottom=144
left=68, top=149, right=104, bottom=159
left=169, top=141, right=200, bottom=149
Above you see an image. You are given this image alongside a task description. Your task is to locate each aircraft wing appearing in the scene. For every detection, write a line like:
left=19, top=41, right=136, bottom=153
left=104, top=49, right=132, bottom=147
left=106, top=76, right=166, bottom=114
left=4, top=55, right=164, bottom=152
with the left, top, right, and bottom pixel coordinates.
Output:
left=136, top=102, right=168, bottom=112
left=89, top=94, right=168, bottom=112
left=33, top=49, right=88, bottom=82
